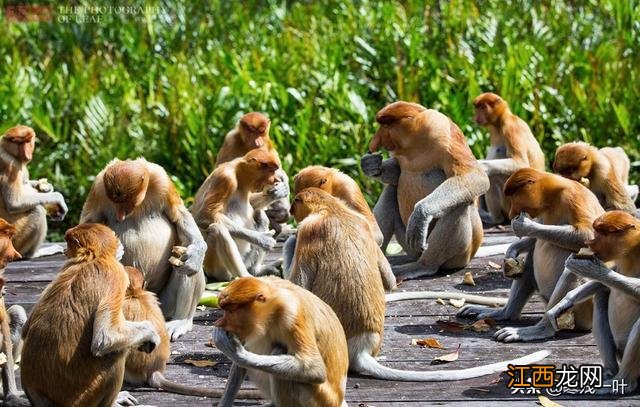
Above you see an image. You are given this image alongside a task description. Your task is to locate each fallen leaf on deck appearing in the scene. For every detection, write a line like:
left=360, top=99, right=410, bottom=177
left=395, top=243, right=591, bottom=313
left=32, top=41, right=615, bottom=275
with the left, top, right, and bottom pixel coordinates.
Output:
left=205, top=337, right=215, bottom=348
left=449, top=298, right=466, bottom=308
left=430, top=344, right=460, bottom=365
left=538, top=395, right=564, bottom=407
left=436, top=298, right=446, bottom=305
left=488, top=261, right=501, bottom=269
left=436, top=320, right=465, bottom=333
left=469, top=318, right=496, bottom=332
left=462, top=271, right=476, bottom=286
left=411, top=338, right=444, bottom=349
left=183, top=358, right=218, bottom=367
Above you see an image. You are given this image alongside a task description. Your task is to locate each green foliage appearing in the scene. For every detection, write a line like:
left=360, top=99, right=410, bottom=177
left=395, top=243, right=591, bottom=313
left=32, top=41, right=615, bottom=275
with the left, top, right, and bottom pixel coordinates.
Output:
left=1, top=0, right=639, bottom=238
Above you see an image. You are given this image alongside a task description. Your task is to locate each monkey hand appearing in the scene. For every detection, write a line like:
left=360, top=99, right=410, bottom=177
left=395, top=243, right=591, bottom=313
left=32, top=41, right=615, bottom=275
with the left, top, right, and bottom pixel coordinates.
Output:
left=255, top=230, right=277, bottom=250
left=47, top=192, right=68, bottom=221
left=564, top=255, right=608, bottom=280
left=406, top=208, right=432, bottom=254
left=170, top=244, right=204, bottom=276
left=360, top=152, right=383, bottom=178
left=213, top=326, right=247, bottom=362
left=266, top=181, right=289, bottom=201
left=511, top=212, right=537, bottom=237
left=137, top=321, right=160, bottom=354
left=114, top=391, right=139, bottom=407
left=35, top=178, right=54, bottom=192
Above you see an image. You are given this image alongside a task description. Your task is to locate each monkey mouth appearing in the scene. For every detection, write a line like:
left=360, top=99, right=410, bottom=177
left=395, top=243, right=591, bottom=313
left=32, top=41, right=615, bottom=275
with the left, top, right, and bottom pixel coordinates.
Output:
left=253, top=138, right=264, bottom=148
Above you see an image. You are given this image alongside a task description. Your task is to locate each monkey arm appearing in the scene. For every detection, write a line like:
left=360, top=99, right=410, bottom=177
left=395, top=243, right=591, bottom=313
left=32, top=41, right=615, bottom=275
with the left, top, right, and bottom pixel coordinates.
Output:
left=282, top=234, right=297, bottom=280
left=361, top=154, right=401, bottom=185
left=213, top=327, right=327, bottom=384
left=406, top=168, right=489, bottom=251
left=0, top=184, right=67, bottom=215
left=505, top=237, right=536, bottom=258
left=169, top=206, right=207, bottom=276
left=378, top=249, right=397, bottom=291
left=478, top=158, right=522, bottom=177
left=566, top=256, right=640, bottom=298
left=91, top=299, right=159, bottom=357
left=511, top=214, right=591, bottom=252
left=213, top=214, right=276, bottom=250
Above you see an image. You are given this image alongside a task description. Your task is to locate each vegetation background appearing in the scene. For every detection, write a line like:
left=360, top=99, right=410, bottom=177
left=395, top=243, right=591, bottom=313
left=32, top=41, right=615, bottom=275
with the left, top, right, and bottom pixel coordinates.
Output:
left=1, top=0, right=639, bottom=238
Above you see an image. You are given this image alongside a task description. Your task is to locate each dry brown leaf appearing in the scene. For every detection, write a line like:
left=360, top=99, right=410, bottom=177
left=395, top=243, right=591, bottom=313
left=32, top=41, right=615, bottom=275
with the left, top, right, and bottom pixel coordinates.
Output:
left=411, top=338, right=444, bottom=349
left=469, top=319, right=492, bottom=332
left=487, top=261, right=501, bottom=269
left=556, top=310, right=575, bottom=330
left=436, top=320, right=465, bottom=333
left=436, top=298, right=446, bottom=305
left=449, top=298, right=466, bottom=308
left=431, top=344, right=461, bottom=365
left=538, top=395, right=564, bottom=407
left=183, top=358, right=218, bottom=367
left=205, top=337, right=215, bottom=348
left=462, top=271, right=476, bottom=286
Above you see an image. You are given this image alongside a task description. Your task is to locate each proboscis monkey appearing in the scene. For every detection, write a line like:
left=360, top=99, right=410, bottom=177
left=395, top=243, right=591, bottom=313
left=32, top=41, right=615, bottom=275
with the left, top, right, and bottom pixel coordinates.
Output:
left=293, top=165, right=383, bottom=245
left=287, top=188, right=550, bottom=381
left=0, top=219, right=27, bottom=406
left=212, top=276, right=349, bottom=407
left=21, top=223, right=160, bottom=407
left=80, top=158, right=206, bottom=341
left=459, top=168, right=604, bottom=342
left=191, top=149, right=288, bottom=281
left=216, top=112, right=291, bottom=233
left=360, top=102, right=489, bottom=279
left=122, top=266, right=262, bottom=399
left=553, top=142, right=637, bottom=213
left=0, top=125, right=68, bottom=258
left=473, top=92, right=545, bottom=225
left=546, top=211, right=640, bottom=394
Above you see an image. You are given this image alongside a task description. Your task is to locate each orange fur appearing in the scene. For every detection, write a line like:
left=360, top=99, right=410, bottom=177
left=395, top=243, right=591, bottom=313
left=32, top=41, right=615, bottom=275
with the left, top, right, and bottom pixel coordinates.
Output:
left=216, top=112, right=274, bottom=165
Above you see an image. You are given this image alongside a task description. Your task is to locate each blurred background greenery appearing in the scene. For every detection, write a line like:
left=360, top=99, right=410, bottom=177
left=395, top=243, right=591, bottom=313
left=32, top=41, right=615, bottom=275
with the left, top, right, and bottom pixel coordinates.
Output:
left=1, top=0, right=639, bottom=239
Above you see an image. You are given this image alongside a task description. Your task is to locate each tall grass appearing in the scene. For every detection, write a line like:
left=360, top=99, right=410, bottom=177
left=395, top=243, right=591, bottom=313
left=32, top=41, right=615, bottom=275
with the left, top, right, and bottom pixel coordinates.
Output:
left=1, top=0, right=639, bottom=238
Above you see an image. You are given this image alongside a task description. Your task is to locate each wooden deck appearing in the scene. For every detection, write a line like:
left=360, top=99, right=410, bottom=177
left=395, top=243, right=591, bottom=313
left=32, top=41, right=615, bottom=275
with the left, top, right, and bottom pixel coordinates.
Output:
left=4, top=229, right=639, bottom=407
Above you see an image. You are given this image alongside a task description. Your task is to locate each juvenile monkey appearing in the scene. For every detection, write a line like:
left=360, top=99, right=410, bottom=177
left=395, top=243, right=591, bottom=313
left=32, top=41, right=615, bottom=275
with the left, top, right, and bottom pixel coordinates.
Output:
left=360, top=102, right=489, bottom=279
left=546, top=211, right=640, bottom=394
left=191, top=149, right=288, bottom=281
left=287, top=188, right=549, bottom=381
left=213, top=276, right=349, bottom=407
left=80, top=158, right=206, bottom=340
left=293, top=165, right=383, bottom=245
left=553, top=142, right=637, bottom=213
left=122, top=266, right=262, bottom=399
left=216, top=112, right=290, bottom=233
left=473, top=92, right=545, bottom=225
left=459, top=168, right=604, bottom=342
left=0, top=125, right=68, bottom=258
left=20, top=223, right=160, bottom=407
left=0, top=219, right=28, bottom=406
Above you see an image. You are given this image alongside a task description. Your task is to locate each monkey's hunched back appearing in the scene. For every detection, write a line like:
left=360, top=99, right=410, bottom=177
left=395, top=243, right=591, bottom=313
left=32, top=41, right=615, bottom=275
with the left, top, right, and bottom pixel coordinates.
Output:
left=294, top=199, right=386, bottom=340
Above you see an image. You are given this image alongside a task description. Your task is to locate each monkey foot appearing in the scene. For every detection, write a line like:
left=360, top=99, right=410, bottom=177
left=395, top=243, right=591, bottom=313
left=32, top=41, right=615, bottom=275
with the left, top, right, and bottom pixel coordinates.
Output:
left=166, top=319, right=193, bottom=342
left=392, top=262, right=438, bottom=280
left=493, top=322, right=554, bottom=343
left=457, top=305, right=511, bottom=321
left=114, top=391, right=138, bottom=406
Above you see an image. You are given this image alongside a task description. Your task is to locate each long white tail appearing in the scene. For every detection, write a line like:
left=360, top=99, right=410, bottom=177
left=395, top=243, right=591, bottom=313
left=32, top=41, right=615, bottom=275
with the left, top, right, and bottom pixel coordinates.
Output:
left=386, top=291, right=507, bottom=306
left=352, top=349, right=550, bottom=381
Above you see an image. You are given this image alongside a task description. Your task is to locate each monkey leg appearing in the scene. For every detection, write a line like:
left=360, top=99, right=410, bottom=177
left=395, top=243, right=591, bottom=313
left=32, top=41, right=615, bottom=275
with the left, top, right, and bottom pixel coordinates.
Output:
left=219, top=363, right=249, bottom=407
left=265, top=197, right=290, bottom=236
left=7, top=305, right=26, bottom=363
left=591, top=289, right=618, bottom=378
left=12, top=206, right=46, bottom=259
left=373, top=185, right=403, bottom=254
left=159, top=268, right=205, bottom=341
left=1, top=305, right=27, bottom=405
left=458, top=249, right=536, bottom=321
left=205, top=223, right=252, bottom=280
left=483, top=181, right=507, bottom=225
left=393, top=205, right=476, bottom=280
left=596, top=316, right=640, bottom=395
left=282, top=234, right=296, bottom=280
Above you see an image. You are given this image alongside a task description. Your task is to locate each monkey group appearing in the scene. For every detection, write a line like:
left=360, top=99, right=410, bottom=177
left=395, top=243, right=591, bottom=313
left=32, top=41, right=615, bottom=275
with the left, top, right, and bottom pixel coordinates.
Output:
left=0, top=92, right=638, bottom=405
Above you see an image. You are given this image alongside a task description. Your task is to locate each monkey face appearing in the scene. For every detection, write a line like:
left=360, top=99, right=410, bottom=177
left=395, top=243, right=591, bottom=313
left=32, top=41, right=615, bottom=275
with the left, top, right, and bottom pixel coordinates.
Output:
left=588, top=211, right=639, bottom=262
left=370, top=101, right=426, bottom=154
left=504, top=169, right=547, bottom=219
left=0, top=220, right=20, bottom=268
left=242, top=149, right=281, bottom=191
left=473, top=93, right=503, bottom=126
left=553, top=144, right=592, bottom=180
left=64, top=223, right=120, bottom=259
left=2, top=125, right=36, bottom=162
left=239, top=112, right=270, bottom=149
left=215, top=277, right=269, bottom=340
left=104, top=161, right=149, bottom=221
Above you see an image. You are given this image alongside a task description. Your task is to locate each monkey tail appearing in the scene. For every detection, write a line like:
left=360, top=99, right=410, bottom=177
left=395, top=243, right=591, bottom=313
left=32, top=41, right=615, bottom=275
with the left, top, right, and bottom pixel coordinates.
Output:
left=149, top=371, right=263, bottom=399
left=351, top=349, right=550, bottom=381
left=385, top=291, right=507, bottom=306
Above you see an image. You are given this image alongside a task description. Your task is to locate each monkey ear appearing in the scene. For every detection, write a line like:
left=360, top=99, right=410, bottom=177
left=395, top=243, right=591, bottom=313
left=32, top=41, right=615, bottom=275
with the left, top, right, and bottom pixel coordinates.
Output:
left=319, top=178, right=327, bottom=187
left=255, top=293, right=266, bottom=303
